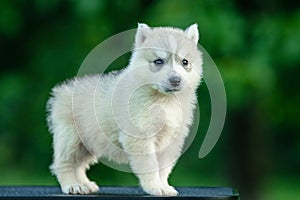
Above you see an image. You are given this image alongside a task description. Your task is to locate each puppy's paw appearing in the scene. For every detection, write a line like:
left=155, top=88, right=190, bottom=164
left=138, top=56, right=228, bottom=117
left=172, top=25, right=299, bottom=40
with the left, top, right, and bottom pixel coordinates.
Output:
left=62, top=184, right=91, bottom=194
left=161, top=185, right=178, bottom=196
left=84, top=181, right=99, bottom=193
left=142, top=186, right=163, bottom=196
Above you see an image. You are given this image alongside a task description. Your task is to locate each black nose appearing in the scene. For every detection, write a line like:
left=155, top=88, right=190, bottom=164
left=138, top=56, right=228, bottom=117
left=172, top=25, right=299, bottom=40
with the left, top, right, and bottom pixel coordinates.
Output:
left=169, top=76, right=181, bottom=87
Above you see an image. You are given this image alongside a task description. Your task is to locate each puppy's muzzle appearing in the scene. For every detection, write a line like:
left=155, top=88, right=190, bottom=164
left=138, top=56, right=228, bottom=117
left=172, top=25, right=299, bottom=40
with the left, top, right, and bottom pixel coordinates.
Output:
left=169, top=76, right=181, bottom=87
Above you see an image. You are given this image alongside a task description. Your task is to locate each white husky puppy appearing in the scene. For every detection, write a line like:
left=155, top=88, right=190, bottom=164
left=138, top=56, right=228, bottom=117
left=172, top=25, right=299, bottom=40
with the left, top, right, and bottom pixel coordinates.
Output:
left=47, top=23, right=203, bottom=196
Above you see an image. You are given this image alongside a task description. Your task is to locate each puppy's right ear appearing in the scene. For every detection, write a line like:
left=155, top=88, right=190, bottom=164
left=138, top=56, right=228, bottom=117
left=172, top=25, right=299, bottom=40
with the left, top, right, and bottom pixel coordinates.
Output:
left=135, top=23, right=151, bottom=48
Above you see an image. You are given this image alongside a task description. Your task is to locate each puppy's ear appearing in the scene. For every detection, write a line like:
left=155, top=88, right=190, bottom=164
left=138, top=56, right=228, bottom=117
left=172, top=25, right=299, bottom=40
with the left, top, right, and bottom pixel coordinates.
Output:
left=135, top=23, right=151, bottom=48
left=185, top=23, right=199, bottom=44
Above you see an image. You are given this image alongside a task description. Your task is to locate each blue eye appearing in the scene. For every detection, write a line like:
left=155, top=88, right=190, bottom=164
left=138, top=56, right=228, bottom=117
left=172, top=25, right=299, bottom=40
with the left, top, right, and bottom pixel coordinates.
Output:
left=153, top=58, right=164, bottom=65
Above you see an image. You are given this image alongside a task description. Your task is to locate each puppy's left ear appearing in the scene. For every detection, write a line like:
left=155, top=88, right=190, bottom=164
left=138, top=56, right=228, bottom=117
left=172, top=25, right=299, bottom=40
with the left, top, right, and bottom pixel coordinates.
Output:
left=185, top=23, right=199, bottom=44
left=135, top=23, right=151, bottom=48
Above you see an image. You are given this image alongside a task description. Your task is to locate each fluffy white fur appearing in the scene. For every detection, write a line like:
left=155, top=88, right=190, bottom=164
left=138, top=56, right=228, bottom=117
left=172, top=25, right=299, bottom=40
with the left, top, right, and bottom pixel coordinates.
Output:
left=47, top=23, right=203, bottom=196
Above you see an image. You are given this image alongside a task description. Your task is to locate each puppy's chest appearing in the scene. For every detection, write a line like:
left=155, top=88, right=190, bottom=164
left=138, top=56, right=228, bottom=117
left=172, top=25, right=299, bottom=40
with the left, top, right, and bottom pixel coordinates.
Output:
left=160, top=105, right=182, bottom=127
left=150, top=104, right=184, bottom=150
left=143, top=101, right=183, bottom=134
left=128, top=93, right=185, bottom=135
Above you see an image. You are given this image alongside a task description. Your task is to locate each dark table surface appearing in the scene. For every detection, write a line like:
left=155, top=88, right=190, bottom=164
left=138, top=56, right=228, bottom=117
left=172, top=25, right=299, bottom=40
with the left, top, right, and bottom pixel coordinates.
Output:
left=0, top=186, right=239, bottom=199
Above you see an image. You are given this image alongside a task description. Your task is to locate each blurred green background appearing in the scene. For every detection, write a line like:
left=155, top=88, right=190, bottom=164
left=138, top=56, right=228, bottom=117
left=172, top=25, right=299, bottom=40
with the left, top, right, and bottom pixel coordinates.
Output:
left=0, top=0, right=299, bottom=199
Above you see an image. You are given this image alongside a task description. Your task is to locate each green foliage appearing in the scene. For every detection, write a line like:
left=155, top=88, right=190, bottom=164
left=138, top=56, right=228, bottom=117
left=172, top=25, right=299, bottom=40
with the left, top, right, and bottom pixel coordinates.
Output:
left=0, top=0, right=299, bottom=199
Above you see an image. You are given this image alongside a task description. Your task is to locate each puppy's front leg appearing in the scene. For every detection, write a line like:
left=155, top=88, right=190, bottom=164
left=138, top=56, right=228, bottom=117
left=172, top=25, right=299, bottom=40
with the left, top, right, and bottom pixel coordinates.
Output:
left=119, top=135, right=162, bottom=195
left=157, top=143, right=182, bottom=196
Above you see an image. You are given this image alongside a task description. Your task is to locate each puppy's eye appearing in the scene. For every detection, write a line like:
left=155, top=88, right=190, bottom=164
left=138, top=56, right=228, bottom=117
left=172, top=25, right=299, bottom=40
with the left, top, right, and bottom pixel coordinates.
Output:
left=182, top=59, right=189, bottom=66
left=153, top=59, right=164, bottom=65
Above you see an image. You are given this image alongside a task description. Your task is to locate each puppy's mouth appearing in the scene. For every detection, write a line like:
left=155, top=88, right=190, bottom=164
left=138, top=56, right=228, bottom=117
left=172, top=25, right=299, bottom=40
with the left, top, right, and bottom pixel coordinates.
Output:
left=164, top=88, right=181, bottom=93
left=152, top=84, right=182, bottom=94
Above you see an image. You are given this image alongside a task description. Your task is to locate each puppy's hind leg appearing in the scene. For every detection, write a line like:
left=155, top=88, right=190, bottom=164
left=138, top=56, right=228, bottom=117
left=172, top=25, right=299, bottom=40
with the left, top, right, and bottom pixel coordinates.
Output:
left=74, top=143, right=99, bottom=193
left=50, top=127, right=98, bottom=194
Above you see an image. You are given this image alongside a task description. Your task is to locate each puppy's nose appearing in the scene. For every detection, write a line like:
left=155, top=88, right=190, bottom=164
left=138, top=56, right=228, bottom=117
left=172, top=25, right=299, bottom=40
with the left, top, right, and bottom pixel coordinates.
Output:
left=169, top=76, right=181, bottom=87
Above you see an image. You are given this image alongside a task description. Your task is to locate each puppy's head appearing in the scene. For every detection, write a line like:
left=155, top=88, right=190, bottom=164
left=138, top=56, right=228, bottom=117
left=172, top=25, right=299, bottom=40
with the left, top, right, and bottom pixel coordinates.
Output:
left=129, top=23, right=203, bottom=94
